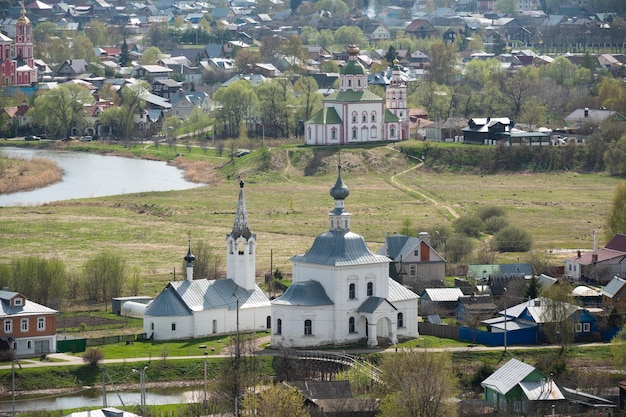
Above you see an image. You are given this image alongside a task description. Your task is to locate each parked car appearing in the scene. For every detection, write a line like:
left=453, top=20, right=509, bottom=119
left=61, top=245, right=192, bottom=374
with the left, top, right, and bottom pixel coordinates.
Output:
left=25, top=135, right=40, bottom=141
left=79, top=136, right=92, bottom=142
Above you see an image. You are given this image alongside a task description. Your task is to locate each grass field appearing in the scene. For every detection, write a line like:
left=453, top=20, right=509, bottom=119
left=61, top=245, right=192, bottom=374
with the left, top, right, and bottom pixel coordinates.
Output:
left=0, top=141, right=622, bottom=301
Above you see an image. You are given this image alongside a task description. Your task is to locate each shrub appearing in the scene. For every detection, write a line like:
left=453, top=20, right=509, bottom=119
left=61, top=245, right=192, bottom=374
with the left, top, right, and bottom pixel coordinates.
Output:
left=493, top=226, right=532, bottom=252
left=454, top=215, right=484, bottom=238
left=82, top=348, right=104, bottom=367
left=483, top=215, right=509, bottom=234
left=446, top=233, right=473, bottom=262
left=477, top=205, right=506, bottom=221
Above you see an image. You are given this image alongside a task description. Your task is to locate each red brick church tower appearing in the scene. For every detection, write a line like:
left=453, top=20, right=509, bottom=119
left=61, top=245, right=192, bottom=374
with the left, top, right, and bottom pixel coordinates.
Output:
left=0, top=0, right=36, bottom=87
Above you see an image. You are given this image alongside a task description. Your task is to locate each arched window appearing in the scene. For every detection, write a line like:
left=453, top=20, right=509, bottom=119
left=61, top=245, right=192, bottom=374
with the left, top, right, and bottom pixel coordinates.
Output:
left=331, top=129, right=336, bottom=140
left=352, top=112, right=357, bottom=123
left=276, top=319, right=282, bottom=335
left=362, top=112, right=367, bottom=123
left=371, top=112, right=376, bottom=122
left=357, top=79, right=361, bottom=87
left=348, top=79, right=352, bottom=87
left=367, top=282, right=373, bottom=296
left=349, top=317, right=356, bottom=333
left=304, top=319, right=312, bottom=335
left=398, top=312, right=404, bottom=328
left=349, top=283, right=356, bottom=299
left=390, top=127, right=396, bottom=137
left=352, top=129, right=357, bottom=139
left=266, top=316, right=271, bottom=329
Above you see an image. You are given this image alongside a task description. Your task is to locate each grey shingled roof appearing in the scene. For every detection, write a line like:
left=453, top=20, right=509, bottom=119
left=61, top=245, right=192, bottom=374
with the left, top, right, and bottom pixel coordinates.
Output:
left=601, top=276, right=626, bottom=298
left=145, top=278, right=270, bottom=317
left=272, top=281, right=333, bottom=306
left=291, top=231, right=390, bottom=267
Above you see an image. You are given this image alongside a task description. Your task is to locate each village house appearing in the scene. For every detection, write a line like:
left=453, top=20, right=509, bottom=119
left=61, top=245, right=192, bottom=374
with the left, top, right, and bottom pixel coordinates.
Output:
left=0, top=289, right=58, bottom=358
left=564, top=233, right=626, bottom=284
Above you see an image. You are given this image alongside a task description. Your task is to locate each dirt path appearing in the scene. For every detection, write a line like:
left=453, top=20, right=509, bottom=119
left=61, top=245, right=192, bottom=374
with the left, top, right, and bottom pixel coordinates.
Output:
left=388, top=146, right=460, bottom=220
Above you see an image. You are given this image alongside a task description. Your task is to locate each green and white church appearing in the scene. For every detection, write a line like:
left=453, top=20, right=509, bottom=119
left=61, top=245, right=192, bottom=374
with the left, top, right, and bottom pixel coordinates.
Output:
left=305, top=44, right=409, bottom=145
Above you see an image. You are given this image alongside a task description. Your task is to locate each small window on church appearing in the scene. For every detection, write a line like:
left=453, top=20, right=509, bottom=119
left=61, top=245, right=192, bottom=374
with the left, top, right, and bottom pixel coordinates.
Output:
left=171, top=323, right=176, bottom=331
left=371, top=113, right=376, bottom=122
left=398, top=312, right=404, bottom=328
left=348, top=79, right=352, bottom=87
left=238, top=241, right=244, bottom=255
left=349, top=317, right=356, bottom=333
left=367, top=282, right=373, bottom=296
left=304, top=319, right=312, bottom=335
left=331, top=129, right=336, bottom=140
left=352, top=113, right=357, bottom=123
left=391, top=127, right=396, bottom=137
left=349, top=283, right=356, bottom=299
left=276, top=319, right=282, bottom=335
left=352, top=129, right=357, bottom=139
left=362, top=113, right=367, bottom=123
left=357, top=79, right=361, bottom=87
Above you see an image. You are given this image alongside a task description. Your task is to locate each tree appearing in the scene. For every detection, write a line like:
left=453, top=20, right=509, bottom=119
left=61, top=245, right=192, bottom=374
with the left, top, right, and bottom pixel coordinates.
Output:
left=314, top=0, right=350, bottom=17
left=119, top=36, right=131, bottom=67
left=454, top=215, right=484, bottom=238
left=82, top=348, right=104, bottom=367
left=256, top=79, right=289, bottom=138
left=495, top=0, right=516, bottom=14
left=492, top=225, right=532, bottom=252
left=139, top=46, right=163, bottom=65
left=32, top=84, right=94, bottom=139
left=119, top=81, right=150, bottom=139
left=181, top=241, right=222, bottom=280
left=84, top=20, right=109, bottom=47
left=10, top=256, right=67, bottom=309
left=379, top=350, right=458, bottom=417
left=427, top=39, right=459, bottom=85
left=334, top=26, right=366, bottom=46
left=294, top=76, right=321, bottom=121
left=234, top=49, right=262, bottom=72
left=605, top=181, right=626, bottom=239
left=525, top=275, right=541, bottom=299
left=445, top=233, right=473, bottom=262
left=542, top=284, right=579, bottom=351
left=242, top=384, right=310, bottom=417
left=213, top=80, right=258, bottom=138
left=83, top=253, right=127, bottom=310
left=611, top=327, right=626, bottom=368
left=604, top=135, right=626, bottom=176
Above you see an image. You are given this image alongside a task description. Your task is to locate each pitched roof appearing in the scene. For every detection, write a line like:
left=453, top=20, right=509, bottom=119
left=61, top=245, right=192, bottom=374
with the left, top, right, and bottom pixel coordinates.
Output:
left=145, top=278, right=270, bottom=317
left=605, top=233, right=626, bottom=251
left=357, top=296, right=396, bottom=313
left=601, top=276, right=626, bottom=298
left=325, top=89, right=383, bottom=103
left=481, top=358, right=536, bottom=395
left=420, top=287, right=464, bottom=302
left=0, top=290, right=58, bottom=317
left=308, top=107, right=341, bottom=124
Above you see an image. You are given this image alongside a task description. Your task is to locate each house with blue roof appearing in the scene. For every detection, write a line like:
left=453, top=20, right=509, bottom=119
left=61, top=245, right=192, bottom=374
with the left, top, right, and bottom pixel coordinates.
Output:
left=271, top=166, right=419, bottom=348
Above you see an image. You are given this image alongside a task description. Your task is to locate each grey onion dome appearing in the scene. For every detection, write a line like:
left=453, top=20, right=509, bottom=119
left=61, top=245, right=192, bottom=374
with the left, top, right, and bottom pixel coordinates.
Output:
left=184, top=241, right=195, bottom=264
left=330, top=165, right=349, bottom=200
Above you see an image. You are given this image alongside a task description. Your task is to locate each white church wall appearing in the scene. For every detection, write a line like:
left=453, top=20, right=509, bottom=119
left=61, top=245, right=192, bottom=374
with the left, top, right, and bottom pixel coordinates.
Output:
left=272, top=305, right=335, bottom=348
left=145, top=314, right=195, bottom=341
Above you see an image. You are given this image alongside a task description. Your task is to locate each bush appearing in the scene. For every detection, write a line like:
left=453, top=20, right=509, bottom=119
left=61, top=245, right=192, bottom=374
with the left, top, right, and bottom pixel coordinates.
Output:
left=446, top=233, right=473, bottom=262
left=477, top=206, right=506, bottom=221
left=82, top=348, right=104, bottom=367
left=493, top=226, right=532, bottom=252
left=454, top=215, right=484, bottom=238
left=483, top=215, right=509, bottom=234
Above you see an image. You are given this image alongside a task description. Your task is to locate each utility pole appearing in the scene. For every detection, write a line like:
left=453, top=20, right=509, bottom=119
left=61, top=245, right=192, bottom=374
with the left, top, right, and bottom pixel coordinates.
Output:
left=102, top=366, right=107, bottom=408
left=235, top=298, right=240, bottom=417
left=503, top=287, right=508, bottom=353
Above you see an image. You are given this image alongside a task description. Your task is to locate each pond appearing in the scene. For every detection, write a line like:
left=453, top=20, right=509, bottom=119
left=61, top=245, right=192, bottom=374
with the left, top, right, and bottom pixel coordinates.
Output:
left=0, top=147, right=203, bottom=207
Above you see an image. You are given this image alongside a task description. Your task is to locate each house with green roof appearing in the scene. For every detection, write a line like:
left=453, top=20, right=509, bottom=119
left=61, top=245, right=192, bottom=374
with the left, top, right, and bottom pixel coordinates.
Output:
left=305, top=45, right=408, bottom=145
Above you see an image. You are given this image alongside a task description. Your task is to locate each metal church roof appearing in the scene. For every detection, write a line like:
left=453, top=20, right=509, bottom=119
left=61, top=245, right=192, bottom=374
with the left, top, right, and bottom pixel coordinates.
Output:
left=145, top=278, right=270, bottom=317
left=290, top=231, right=390, bottom=267
left=272, top=280, right=333, bottom=306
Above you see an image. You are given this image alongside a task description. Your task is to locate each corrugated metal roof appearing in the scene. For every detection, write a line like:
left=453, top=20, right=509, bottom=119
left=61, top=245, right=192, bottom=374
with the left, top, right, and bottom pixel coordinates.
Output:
left=145, top=278, right=270, bottom=317
left=272, top=280, right=333, bottom=306
left=291, top=231, right=390, bottom=267
left=388, top=278, right=419, bottom=302
left=481, top=358, right=535, bottom=395
left=421, top=287, right=464, bottom=302
left=520, top=380, right=565, bottom=401
left=602, top=276, right=626, bottom=298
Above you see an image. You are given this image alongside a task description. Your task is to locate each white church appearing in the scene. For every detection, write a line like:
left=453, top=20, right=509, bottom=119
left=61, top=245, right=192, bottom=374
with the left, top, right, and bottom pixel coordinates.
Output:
left=270, top=167, right=419, bottom=348
left=305, top=44, right=410, bottom=145
left=142, top=181, right=272, bottom=341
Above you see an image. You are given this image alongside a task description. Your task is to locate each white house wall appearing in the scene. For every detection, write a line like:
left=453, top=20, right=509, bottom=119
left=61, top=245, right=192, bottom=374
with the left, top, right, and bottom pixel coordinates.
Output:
left=13, top=335, right=57, bottom=357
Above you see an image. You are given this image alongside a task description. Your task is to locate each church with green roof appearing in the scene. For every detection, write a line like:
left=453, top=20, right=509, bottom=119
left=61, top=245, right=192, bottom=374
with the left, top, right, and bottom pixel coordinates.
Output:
left=305, top=44, right=409, bottom=145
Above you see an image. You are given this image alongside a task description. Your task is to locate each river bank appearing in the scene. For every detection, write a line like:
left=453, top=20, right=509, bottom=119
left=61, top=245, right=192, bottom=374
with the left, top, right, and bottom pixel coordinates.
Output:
left=0, top=154, right=63, bottom=194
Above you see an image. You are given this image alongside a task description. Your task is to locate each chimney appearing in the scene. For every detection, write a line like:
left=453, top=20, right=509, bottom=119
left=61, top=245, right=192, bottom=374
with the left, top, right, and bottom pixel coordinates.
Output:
left=584, top=107, right=589, bottom=118
left=419, top=231, right=430, bottom=244
left=592, top=230, right=598, bottom=263
left=179, top=88, right=184, bottom=98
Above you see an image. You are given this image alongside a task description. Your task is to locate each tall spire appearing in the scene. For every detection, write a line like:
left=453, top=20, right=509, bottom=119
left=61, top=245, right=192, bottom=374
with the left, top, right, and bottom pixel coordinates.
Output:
left=184, top=236, right=195, bottom=282
left=230, top=180, right=252, bottom=240
left=18, top=0, right=29, bottom=24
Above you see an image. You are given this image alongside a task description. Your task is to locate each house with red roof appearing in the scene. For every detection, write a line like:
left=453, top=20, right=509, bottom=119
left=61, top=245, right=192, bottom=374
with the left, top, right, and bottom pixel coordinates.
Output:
left=564, top=233, right=626, bottom=284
